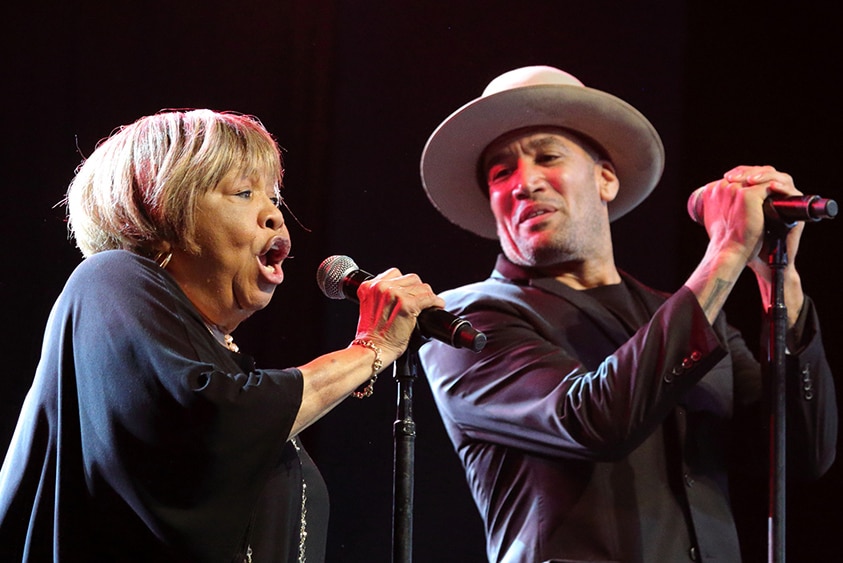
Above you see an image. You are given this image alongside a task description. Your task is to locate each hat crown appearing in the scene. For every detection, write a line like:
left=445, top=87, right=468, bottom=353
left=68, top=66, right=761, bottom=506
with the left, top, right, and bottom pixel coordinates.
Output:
left=482, top=65, right=585, bottom=96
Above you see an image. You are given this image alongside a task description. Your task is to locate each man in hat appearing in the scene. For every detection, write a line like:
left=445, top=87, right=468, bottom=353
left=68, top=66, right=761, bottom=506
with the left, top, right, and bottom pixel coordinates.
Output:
left=417, top=66, right=837, bottom=562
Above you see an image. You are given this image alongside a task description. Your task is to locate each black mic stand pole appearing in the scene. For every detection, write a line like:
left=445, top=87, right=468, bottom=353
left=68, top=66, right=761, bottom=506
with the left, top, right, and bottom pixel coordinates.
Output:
left=760, top=195, right=837, bottom=562
left=765, top=221, right=791, bottom=563
left=392, top=333, right=423, bottom=563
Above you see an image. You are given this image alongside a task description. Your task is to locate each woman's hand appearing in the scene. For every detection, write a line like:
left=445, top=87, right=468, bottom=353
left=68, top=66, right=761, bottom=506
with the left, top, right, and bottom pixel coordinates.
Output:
left=293, top=268, right=444, bottom=437
left=354, top=268, right=446, bottom=365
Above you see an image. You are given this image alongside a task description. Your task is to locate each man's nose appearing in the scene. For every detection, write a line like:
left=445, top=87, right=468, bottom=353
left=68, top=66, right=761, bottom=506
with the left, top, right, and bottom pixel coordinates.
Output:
left=512, top=161, right=543, bottom=197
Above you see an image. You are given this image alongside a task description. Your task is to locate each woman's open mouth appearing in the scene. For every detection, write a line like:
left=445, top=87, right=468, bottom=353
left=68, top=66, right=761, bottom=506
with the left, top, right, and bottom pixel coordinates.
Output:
left=258, top=237, right=291, bottom=284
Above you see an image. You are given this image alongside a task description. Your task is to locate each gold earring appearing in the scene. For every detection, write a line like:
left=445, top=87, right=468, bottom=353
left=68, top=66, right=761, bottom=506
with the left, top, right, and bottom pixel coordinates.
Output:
left=154, top=250, right=173, bottom=269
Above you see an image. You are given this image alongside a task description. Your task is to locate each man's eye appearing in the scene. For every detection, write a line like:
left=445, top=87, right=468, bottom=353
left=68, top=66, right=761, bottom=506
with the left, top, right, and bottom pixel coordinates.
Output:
left=536, top=154, right=560, bottom=164
left=487, top=167, right=511, bottom=183
left=236, top=190, right=253, bottom=199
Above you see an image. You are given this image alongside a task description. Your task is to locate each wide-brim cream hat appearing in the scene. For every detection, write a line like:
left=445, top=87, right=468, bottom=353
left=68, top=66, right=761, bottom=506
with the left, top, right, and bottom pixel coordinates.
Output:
left=420, top=65, right=665, bottom=239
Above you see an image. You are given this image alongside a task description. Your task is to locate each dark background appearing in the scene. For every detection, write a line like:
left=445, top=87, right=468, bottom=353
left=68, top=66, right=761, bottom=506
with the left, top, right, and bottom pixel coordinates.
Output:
left=2, top=1, right=840, bottom=561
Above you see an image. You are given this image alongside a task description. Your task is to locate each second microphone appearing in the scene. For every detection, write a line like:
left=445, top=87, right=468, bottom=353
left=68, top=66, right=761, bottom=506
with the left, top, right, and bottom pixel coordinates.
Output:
left=317, top=255, right=487, bottom=352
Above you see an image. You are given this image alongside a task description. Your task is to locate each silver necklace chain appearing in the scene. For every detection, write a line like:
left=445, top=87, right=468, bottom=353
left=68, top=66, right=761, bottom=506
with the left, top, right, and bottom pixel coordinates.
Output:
left=291, top=437, right=308, bottom=562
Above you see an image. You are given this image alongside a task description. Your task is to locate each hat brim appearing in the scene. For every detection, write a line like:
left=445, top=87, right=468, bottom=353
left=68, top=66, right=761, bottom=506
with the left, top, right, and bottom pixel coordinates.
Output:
left=420, top=84, right=665, bottom=239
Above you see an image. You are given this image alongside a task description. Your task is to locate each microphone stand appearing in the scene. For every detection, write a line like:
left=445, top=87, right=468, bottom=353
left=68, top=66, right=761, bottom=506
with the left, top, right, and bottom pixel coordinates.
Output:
left=392, top=333, right=423, bottom=563
left=765, top=220, right=791, bottom=563
left=756, top=195, right=836, bottom=562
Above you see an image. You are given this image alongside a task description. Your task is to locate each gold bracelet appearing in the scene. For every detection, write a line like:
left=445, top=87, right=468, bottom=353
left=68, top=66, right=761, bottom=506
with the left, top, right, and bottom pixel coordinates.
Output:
left=350, top=339, right=383, bottom=399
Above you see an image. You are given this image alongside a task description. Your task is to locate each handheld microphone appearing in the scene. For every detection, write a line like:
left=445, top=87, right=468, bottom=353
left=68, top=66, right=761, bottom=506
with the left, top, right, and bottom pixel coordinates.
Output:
left=687, top=188, right=838, bottom=226
left=316, top=255, right=487, bottom=352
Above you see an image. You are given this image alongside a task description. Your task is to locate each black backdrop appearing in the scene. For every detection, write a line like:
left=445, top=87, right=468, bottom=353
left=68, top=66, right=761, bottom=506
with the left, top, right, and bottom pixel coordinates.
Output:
left=2, top=1, right=841, bottom=561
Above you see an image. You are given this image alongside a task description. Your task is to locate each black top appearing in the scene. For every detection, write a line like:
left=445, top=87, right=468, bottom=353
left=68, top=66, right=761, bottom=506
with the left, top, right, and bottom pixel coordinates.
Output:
left=0, top=250, right=329, bottom=562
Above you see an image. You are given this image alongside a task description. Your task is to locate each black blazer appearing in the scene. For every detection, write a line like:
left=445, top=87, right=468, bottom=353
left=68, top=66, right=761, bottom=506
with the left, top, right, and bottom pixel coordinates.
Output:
left=419, top=255, right=836, bottom=563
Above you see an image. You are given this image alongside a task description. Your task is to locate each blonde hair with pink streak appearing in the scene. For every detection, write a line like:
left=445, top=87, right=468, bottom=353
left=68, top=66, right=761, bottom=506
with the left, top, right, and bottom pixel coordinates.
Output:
left=67, top=109, right=284, bottom=257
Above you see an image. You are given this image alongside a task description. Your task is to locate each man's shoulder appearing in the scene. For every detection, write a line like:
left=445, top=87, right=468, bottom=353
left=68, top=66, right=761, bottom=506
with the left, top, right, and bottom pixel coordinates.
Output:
left=439, top=275, right=553, bottom=315
left=439, top=276, right=516, bottom=300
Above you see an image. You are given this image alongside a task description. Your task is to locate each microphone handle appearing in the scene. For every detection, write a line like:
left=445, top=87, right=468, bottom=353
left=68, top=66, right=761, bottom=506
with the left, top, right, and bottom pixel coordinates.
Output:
left=688, top=189, right=837, bottom=225
left=337, top=267, right=486, bottom=352
left=418, top=308, right=487, bottom=352
left=766, top=195, right=838, bottom=223
left=341, top=269, right=374, bottom=301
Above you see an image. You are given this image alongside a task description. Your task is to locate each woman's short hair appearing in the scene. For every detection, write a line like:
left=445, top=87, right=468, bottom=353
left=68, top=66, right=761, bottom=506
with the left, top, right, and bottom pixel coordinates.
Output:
left=67, top=109, right=284, bottom=257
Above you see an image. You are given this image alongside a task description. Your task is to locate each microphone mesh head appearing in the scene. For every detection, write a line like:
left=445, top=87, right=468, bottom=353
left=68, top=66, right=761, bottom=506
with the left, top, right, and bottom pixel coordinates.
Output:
left=316, top=255, right=358, bottom=299
left=687, top=187, right=705, bottom=224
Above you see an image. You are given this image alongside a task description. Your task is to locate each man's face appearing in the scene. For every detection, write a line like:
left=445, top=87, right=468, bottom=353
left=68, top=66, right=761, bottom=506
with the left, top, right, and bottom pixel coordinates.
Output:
left=481, top=128, right=618, bottom=269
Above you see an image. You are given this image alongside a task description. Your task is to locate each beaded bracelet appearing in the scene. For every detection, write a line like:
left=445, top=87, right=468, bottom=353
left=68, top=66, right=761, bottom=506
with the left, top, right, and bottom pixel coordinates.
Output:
left=350, top=339, right=383, bottom=399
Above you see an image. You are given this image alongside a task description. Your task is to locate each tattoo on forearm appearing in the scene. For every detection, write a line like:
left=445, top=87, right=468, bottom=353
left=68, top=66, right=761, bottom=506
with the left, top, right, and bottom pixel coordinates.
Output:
left=703, top=278, right=732, bottom=315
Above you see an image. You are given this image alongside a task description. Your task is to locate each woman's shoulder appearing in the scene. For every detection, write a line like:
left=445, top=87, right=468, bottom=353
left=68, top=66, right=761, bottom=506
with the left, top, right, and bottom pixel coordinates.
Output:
left=71, top=250, right=164, bottom=283
left=65, top=250, right=180, bottom=303
left=74, top=248, right=153, bottom=271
